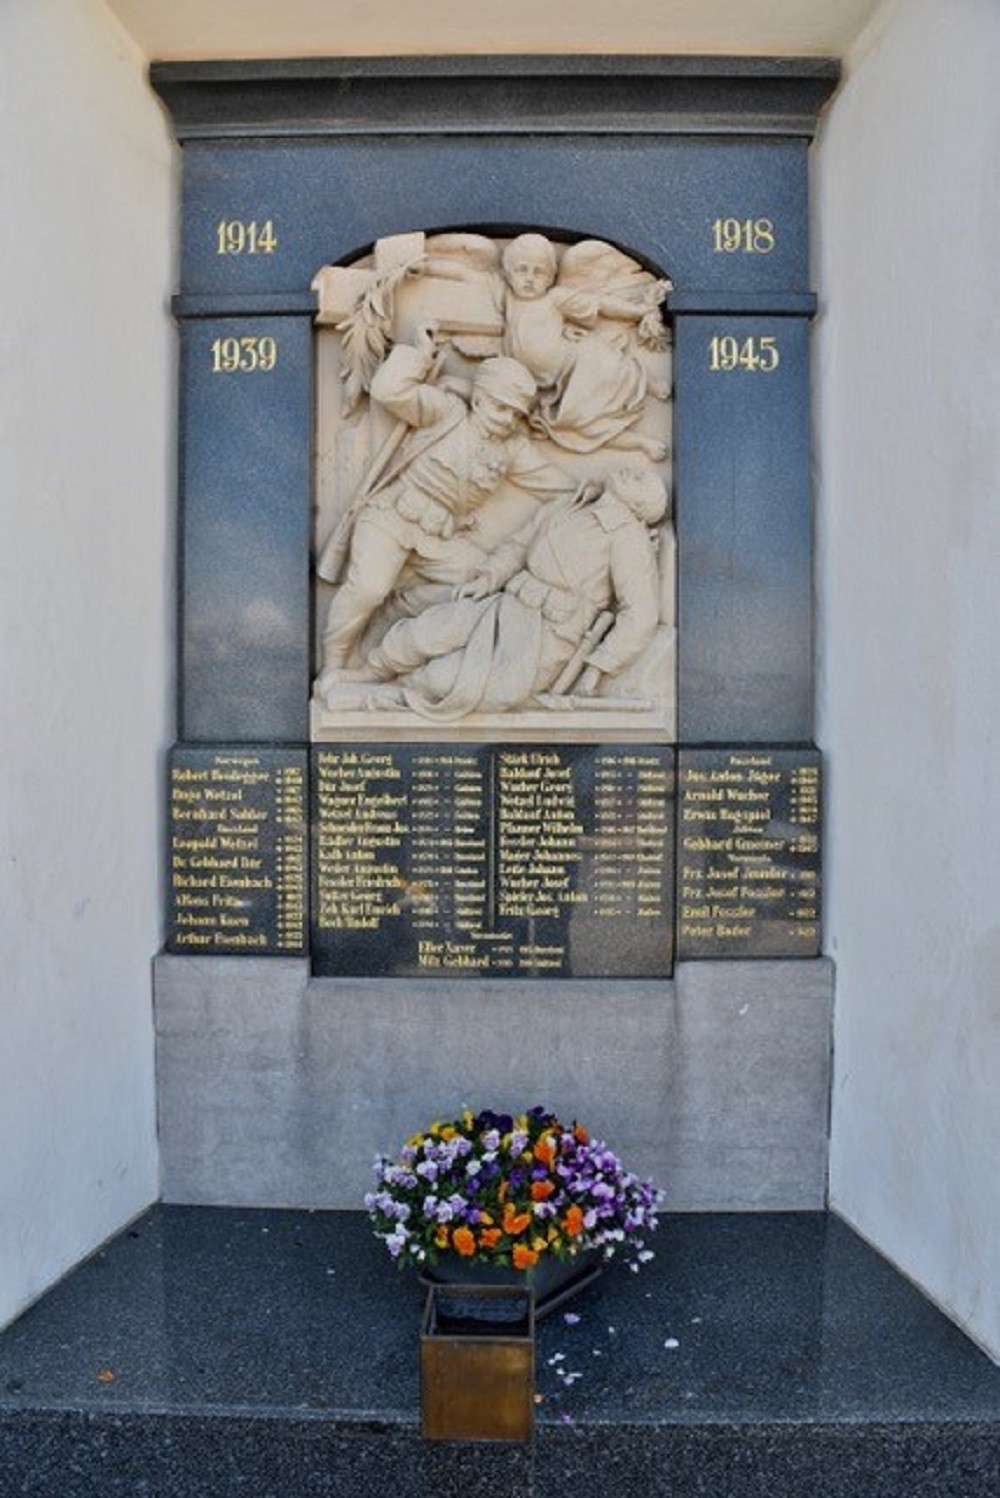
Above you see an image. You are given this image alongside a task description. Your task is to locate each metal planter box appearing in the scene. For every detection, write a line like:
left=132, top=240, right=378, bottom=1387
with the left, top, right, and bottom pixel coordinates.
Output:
left=420, top=1284, right=535, bottom=1442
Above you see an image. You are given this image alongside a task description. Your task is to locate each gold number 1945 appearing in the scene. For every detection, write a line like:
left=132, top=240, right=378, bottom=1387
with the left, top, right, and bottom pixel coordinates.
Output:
left=709, top=335, right=780, bottom=372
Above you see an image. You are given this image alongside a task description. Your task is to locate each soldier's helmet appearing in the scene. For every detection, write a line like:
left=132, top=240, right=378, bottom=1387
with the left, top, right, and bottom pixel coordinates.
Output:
left=474, top=357, right=537, bottom=415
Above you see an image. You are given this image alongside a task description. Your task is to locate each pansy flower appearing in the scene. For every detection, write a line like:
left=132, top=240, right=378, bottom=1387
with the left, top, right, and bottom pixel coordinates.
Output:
left=366, top=1107, right=663, bottom=1272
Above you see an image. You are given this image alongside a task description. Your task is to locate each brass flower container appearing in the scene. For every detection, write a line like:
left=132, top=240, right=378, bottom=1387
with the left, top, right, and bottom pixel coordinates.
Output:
left=420, top=1283, right=535, bottom=1442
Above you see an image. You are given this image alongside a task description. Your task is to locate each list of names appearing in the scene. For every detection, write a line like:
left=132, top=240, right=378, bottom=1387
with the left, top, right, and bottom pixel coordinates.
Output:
left=314, top=750, right=407, bottom=931
left=676, top=748, right=821, bottom=957
left=312, top=744, right=675, bottom=978
left=168, top=748, right=307, bottom=954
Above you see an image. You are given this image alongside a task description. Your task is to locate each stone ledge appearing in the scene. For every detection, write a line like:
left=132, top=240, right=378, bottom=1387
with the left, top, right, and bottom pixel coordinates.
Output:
left=1, top=1208, right=996, bottom=1497
left=150, top=56, right=841, bottom=141
left=153, top=957, right=834, bottom=1210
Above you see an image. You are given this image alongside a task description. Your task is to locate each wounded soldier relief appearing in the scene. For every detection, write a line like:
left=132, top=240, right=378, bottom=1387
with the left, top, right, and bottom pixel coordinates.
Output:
left=311, top=231, right=675, bottom=743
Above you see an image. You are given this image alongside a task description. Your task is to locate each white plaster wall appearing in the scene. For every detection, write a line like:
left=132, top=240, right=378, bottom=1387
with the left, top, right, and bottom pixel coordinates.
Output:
left=814, top=0, right=1000, bottom=1359
left=103, top=0, right=882, bottom=60
left=0, top=0, right=175, bottom=1329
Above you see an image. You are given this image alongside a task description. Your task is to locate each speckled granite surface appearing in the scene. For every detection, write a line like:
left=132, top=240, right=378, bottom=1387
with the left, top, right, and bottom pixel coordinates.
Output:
left=1, top=1209, right=996, bottom=1495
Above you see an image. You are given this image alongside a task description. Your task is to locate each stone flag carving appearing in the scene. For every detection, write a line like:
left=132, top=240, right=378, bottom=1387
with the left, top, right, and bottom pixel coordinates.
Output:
left=311, top=231, right=674, bottom=741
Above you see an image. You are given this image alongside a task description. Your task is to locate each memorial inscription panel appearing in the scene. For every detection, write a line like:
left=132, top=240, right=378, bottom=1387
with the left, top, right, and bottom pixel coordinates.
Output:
left=676, top=748, right=820, bottom=958
left=312, top=744, right=675, bottom=977
left=167, top=747, right=308, bottom=954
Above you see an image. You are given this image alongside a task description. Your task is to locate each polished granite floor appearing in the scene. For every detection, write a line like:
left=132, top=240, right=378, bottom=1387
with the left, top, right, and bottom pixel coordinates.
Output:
left=0, top=1208, right=997, bottom=1496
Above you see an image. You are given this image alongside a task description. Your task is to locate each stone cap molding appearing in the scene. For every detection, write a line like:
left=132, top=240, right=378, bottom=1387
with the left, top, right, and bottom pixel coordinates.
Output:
left=150, top=55, right=841, bottom=141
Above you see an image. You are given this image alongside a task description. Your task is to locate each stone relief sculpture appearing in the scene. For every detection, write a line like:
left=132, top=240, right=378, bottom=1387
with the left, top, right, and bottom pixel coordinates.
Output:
left=311, top=230, right=675, bottom=741
left=316, top=330, right=575, bottom=692
left=366, top=466, right=667, bottom=720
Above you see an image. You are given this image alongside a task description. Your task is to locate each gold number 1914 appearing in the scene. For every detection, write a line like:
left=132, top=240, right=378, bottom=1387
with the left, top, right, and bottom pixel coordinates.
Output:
left=215, top=219, right=278, bottom=256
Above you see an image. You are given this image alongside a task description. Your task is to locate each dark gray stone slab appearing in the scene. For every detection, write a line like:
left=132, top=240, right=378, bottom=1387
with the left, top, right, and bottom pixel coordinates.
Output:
left=675, top=315, right=813, bottom=741
left=173, top=136, right=811, bottom=300
left=173, top=291, right=319, bottom=318
left=178, top=316, right=312, bottom=741
left=0, top=1209, right=996, bottom=1497
left=150, top=56, right=840, bottom=141
left=2, top=1410, right=995, bottom=1498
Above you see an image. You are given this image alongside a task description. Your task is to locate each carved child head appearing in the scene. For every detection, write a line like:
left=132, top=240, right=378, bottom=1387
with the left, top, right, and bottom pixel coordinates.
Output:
left=604, top=466, right=668, bottom=526
left=501, top=234, right=559, bottom=300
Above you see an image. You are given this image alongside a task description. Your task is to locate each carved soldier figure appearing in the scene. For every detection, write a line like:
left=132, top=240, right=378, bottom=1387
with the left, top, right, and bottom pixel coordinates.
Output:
left=316, top=327, right=575, bottom=696
left=366, top=465, right=667, bottom=719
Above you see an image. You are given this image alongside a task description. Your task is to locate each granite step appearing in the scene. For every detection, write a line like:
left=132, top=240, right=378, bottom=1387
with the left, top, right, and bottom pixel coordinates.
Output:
left=1, top=1207, right=996, bottom=1497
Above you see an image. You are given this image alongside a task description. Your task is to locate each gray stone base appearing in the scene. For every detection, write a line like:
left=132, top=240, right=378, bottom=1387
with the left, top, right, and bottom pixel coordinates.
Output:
left=153, top=957, right=833, bottom=1210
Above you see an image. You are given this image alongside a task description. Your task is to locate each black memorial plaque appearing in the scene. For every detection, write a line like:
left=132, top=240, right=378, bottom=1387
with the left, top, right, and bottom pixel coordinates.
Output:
left=312, top=744, right=675, bottom=978
left=676, top=747, right=820, bottom=958
left=167, top=746, right=307, bottom=954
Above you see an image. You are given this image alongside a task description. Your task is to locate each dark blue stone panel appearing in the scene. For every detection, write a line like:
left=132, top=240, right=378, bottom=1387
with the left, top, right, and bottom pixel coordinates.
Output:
left=675, top=315, right=812, bottom=742
left=179, top=137, right=809, bottom=296
left=179, top=316, right=312, bottom=741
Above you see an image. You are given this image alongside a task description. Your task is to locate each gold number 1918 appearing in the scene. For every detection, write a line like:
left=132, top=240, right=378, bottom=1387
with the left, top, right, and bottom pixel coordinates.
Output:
left=712, top=218, right=776, bottom=254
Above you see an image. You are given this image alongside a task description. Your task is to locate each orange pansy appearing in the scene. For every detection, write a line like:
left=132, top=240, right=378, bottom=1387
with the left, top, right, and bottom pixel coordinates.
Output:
left=531, top=1180, right=555, bottom=1201
left=533, top=1136, right=556, bottom=1166
left=452, top=1226, right=476, bottom=1257
left=502, top=1204, right=532, bottom=1236
left=480, top=1227, right=502, bottom=1249
left=512, top=1244, right=539, bottom=1270
left=563, top=1205, right=584, bottom=1237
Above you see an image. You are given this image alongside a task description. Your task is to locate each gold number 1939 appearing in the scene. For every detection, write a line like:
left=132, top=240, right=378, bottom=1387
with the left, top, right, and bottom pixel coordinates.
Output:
left=210, top=336, right=279, bottom=373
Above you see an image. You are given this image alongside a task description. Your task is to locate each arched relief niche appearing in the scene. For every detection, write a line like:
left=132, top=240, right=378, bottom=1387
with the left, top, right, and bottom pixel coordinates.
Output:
left=310, top=228, right=675, bottom=743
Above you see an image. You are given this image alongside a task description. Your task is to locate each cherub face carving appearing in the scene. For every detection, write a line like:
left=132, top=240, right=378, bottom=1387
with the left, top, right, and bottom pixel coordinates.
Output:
left=502, top=245, right=557, bottom=300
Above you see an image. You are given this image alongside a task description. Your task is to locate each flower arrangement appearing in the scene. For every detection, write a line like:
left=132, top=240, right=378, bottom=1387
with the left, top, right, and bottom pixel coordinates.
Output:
left=365, top=1106, right=664, bottom=1272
